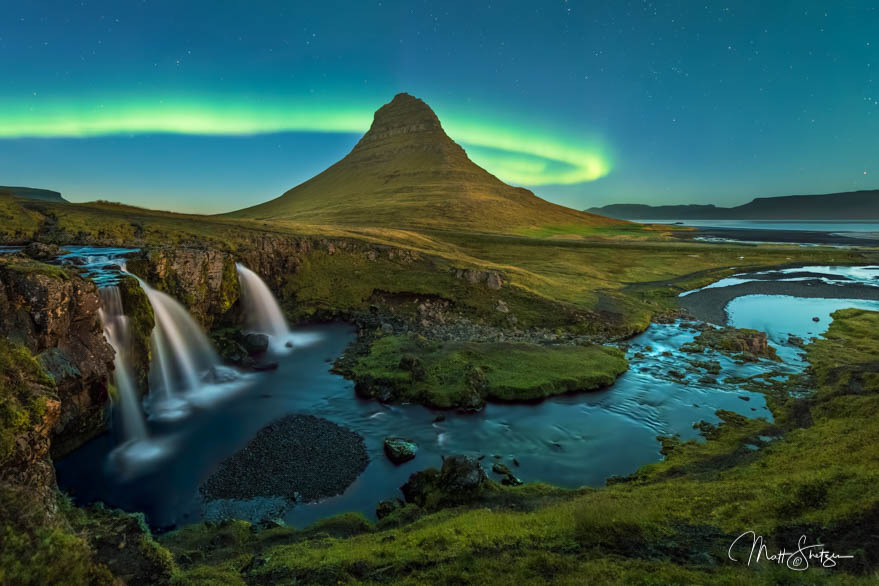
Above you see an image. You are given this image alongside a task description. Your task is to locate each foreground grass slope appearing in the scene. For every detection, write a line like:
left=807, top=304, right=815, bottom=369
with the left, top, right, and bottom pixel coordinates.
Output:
left=161, top=309, right=879, bottom=584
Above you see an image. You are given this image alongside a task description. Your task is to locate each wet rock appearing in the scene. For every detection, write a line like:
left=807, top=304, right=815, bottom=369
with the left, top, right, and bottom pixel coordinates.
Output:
left=376, top=498, right=405, bottom=519
left=401, top=455, right=488, bottom=508
left=812, top=316, right=820, bottom=322
left=439, top=455, right=487, bottom=492
left=384, top=437, right=418, bottom=464
left=243, top=332, right=269, bottom=354
left=698, top=375, right=718, bottom=385
left=248, top=359, right=278, bottom=371
left=491, top=463, right=522, bottom=486
left=787, top=334, right=805, bottom=347
left=22, top=242, right=61, bottom=260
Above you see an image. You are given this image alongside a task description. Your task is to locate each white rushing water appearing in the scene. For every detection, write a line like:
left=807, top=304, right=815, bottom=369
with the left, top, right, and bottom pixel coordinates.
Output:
left=98, top=286, right=148, bottom=442
left=236, top=263, right=291, bottom=339
left=138, top=280, right=221, bottom=405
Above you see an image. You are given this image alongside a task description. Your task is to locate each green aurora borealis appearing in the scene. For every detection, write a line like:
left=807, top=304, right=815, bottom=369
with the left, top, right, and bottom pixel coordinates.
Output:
left=1, top=1, right=877, bottom=212
left=0, top=94, right=610, bottom=187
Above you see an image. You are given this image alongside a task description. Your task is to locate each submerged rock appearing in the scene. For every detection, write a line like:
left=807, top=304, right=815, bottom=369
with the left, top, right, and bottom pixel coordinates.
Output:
left=384, top=437, right=418, bottom=464
left=242, top=332, right=269, bottom=354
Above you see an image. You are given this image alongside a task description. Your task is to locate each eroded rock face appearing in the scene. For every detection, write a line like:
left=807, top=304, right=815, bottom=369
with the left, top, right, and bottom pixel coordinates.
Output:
left=452, top=268, right=506, bottom=290
left=0, top=257, right=115, bottom=456
left=125, top=237, right=424, bottom=328
left=0, top=392, right=61, bottom=513
left=125, top=247, right=239, bottom=329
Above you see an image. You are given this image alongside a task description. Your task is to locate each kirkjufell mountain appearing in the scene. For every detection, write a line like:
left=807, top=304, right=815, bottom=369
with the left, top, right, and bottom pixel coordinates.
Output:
left=230, top=93, right=623, bottom=233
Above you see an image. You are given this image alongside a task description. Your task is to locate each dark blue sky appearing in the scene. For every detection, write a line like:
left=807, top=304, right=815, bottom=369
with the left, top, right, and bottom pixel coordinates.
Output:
left=0, top=1, right=876, bottom=213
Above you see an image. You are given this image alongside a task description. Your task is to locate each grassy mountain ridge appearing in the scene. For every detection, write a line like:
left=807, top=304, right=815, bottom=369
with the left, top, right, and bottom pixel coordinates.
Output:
left=0, top=186, right=67, bottom=203
left=588, top=189, right=879, bottom=220
left=229, top=93, right=625, bottom=234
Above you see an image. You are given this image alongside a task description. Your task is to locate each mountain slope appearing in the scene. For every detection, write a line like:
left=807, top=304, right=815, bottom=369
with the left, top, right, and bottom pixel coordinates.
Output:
left=0, top=186, right=67, bottom=203
left=229, top=93, right=624, bottom=233
left=588, top=190, right=879, bottom=220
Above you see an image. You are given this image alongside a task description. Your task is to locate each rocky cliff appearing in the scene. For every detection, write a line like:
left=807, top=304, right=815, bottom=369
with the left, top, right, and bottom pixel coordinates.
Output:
left=0, top=256, right=115, bottom=457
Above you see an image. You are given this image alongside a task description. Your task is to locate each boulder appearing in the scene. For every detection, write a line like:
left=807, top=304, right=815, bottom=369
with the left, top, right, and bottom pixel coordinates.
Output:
left=400, top=455, right=488, bottom=508
left=243, top=333, right=269, bottom=354
left=384, top=437, right=418, bottom=464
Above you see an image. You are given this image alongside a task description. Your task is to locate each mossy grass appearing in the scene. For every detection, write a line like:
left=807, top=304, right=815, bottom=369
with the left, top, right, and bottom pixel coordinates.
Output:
left=349, top=333, right=628, bottom=408
left=0, top=339, right=54, bottom=465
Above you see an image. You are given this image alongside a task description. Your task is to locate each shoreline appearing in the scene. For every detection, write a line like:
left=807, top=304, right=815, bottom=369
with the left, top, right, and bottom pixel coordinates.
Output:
left=679, top=278, right=879, bottom=324
left=669, top=226, right=879, bottom=247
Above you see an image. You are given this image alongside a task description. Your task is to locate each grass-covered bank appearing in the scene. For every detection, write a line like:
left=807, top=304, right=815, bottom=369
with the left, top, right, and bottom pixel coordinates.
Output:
left=156, top=308, right=879, bottom=584
left=346, top=333, right=628, bottom=409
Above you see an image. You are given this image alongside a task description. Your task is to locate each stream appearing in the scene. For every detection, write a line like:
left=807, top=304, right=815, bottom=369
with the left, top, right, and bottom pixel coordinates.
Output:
left=50, top=252, right=879, bottom=530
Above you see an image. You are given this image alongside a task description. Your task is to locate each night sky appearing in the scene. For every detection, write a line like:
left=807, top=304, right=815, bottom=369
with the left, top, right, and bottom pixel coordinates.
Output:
left=0, top=1, right=876, bottom=214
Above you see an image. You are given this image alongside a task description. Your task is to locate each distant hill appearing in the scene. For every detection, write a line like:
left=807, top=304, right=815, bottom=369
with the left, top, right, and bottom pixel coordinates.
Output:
left=229, top=93, right=624, bottom=234
left=588, top=190, right=879, bottom=220
left=0, top=186, right=67, bottom=203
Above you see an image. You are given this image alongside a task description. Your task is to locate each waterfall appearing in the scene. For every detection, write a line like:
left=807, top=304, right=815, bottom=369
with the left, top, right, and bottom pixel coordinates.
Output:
left=98, top=287, right=148, bottom=443
left=137, top=281, right=221, bottom=399
left=236, top=263, right=290, bottom=340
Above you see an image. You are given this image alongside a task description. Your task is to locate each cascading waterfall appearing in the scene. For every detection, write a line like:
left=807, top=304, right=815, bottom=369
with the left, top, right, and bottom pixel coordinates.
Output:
left=236, top=263, right=291, bottom=340
left=98, top=286, right=148, bottom=443
left=137, top=280, right=221, bottom=400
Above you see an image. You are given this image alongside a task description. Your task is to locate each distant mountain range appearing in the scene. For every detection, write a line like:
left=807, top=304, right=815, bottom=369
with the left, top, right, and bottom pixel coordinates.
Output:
left=229, top=93, right=622, bottom=233
left=587, top=190, right=879, bottom=220
left=0, top=186, right=67, bottom=203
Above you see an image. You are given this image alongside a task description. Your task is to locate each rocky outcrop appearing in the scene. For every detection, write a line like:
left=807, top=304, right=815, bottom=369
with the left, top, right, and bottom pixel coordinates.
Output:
left=401, top=455, right=488, bottom=509
left=452, top=268, right=506, bottom=290
left=125, top=236, right=425, bottom=328
left=125, top=247, right=239, bottom=329
left=682, top=325, right=779, bottom=361
left=0, top=256, right=115, bottom=456
left=117, top=275, right=155, bottom=394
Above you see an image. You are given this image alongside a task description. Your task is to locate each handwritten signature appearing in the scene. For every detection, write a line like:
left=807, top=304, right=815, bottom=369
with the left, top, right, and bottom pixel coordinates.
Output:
left=728, top=531, right=854, bottom=570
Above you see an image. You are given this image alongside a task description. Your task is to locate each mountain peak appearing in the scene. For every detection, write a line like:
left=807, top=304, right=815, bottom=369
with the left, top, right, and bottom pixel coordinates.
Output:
left=229, top=93, right=623, bottom=234
left=352, top=92, right=452, bottom=154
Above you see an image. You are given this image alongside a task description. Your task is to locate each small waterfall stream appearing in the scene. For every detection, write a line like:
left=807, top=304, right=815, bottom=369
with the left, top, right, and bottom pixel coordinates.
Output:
left=236, top=263, right=290, bottom=340
left=98, top=286, right=148, bottom=443
left=138, top=281, right=221, bottom=401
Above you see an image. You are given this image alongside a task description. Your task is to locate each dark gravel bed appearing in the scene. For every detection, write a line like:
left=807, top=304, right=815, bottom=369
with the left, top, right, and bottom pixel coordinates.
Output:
left=201, top=414, right=369, bottom=503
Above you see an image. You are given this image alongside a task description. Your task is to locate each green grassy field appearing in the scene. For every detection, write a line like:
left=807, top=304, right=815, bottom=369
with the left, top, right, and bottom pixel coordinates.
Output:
left=349, top=333, right=628, bottom=408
